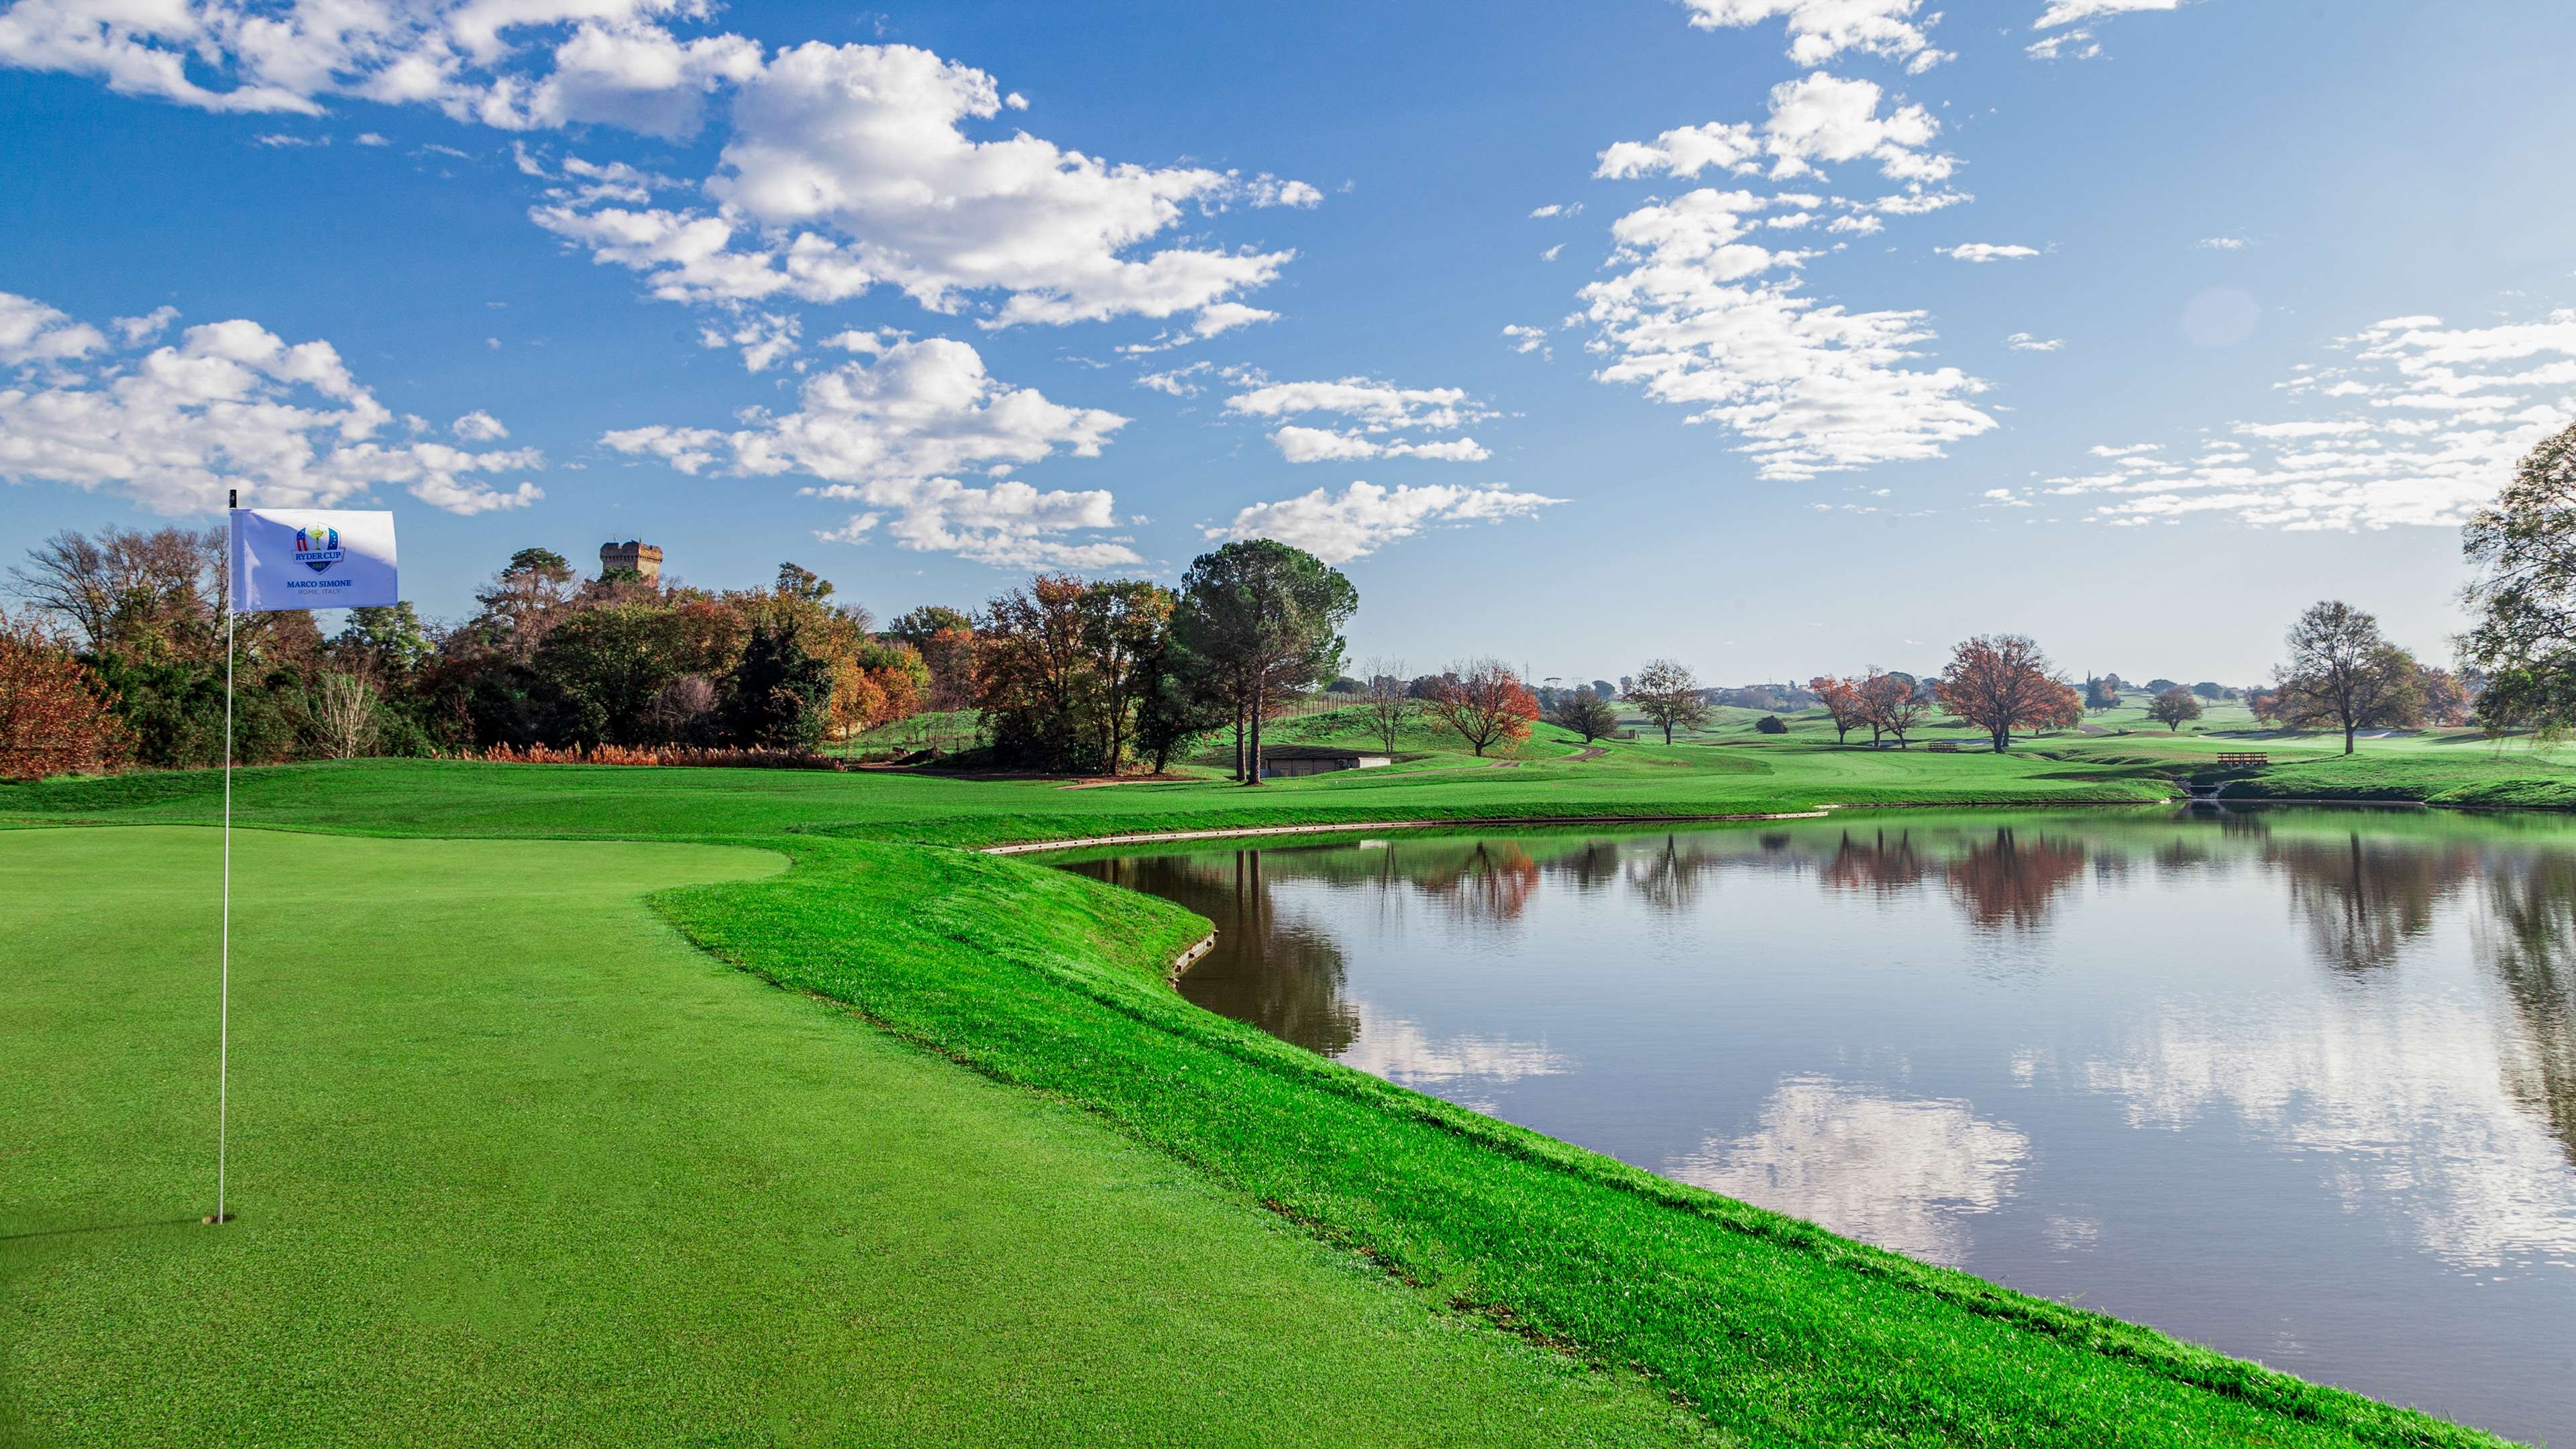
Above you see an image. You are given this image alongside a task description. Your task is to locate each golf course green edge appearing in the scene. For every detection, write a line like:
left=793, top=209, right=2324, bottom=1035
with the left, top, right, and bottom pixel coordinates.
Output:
left=654, top=833, right=2511, bottom=1448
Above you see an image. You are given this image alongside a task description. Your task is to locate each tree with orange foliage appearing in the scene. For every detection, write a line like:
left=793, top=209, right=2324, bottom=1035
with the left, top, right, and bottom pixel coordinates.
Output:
left=1934, top=634, right=2072, bottom=752
left=1424, top=658, right=1539, bottom=757
left=1809, top=674, right=1865, bottom=744
left=1860, top=667, right=1929, bottom=747
left=0, top=611, right=127, bottom=781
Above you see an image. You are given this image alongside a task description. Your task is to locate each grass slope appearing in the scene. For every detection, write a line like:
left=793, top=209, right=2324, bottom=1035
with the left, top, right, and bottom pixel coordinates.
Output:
left=2, top=827, right=1715, bottom=1448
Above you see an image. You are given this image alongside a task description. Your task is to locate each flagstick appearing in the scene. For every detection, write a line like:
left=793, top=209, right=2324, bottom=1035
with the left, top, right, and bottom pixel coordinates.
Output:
left=209, top=495, right=235, bottom=1226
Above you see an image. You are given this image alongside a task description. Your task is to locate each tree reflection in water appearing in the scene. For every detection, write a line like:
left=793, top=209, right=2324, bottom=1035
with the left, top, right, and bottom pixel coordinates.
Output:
left=2267, top=833, right=2478, bottom=974
left=1077, top=851, right=1362, bottom=1057
left=2481, top=855, right=2576, bottom=1168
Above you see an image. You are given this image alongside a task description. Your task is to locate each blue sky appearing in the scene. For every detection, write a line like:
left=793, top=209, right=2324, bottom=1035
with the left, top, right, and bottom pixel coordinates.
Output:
left=5, top=0, right=2573, bottom=684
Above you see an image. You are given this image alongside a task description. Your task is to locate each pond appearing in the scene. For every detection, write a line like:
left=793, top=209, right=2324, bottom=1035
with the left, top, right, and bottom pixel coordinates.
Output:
left=1061, top=807, right=2576, bottom=1445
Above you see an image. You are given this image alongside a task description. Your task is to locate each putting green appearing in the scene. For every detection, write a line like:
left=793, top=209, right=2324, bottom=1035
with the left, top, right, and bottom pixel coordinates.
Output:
left=1, top=826, right=1708, bottom=1447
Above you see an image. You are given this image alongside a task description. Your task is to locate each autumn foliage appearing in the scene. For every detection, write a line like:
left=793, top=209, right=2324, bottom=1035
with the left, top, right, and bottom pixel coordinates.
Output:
left=0, top=611, right=127, bottom=782
left=1933, top=634, right=2078, bottom=751
left=1424, top=659, right=1540, bottom=756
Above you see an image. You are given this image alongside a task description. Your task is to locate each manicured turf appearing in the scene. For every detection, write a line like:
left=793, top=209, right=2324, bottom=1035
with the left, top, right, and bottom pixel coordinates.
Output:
left=1, top=827, right=1719, bottom=1447
left=7, top=740, right=2563, bottom=1446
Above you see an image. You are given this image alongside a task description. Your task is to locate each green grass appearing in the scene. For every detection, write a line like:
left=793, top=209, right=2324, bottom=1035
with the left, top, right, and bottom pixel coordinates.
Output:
left=8, top=739, right=2570, bottom=1446
left=2, top=827, right=1716, bottom=1447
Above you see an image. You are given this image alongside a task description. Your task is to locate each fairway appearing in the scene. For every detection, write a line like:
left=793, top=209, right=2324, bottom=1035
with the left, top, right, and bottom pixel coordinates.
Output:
left=0, top=826, right=1712, bottom=1447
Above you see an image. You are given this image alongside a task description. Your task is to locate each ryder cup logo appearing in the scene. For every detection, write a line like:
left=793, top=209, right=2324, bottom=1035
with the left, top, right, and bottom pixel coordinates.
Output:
left=294, top=526, right=344, bottom=575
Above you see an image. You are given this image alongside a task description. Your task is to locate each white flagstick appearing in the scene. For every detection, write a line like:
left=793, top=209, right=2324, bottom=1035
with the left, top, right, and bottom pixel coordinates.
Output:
left=211, top=492, right=236, bottom=1226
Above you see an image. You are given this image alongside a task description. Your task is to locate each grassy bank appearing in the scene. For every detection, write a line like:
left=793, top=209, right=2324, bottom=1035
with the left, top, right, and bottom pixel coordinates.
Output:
left=1, top=743, right=2545, bottom=1446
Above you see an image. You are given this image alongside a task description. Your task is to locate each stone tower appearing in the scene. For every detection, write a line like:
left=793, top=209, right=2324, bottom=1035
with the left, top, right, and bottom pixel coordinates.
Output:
left=600, top=540, right=662, bottom=584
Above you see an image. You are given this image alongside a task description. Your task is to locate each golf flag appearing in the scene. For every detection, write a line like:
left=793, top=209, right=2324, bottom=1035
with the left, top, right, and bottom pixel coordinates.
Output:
left=230, top=508, right=398, bottom=613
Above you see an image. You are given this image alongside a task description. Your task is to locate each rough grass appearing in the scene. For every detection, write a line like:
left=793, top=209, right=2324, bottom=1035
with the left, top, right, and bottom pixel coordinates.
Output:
left=1, top=827, right=1721, bottom=1448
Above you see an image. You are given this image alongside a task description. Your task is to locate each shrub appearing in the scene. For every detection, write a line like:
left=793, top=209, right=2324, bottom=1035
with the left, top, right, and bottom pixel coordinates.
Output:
left=1754, top=714, right=1788, bottom=735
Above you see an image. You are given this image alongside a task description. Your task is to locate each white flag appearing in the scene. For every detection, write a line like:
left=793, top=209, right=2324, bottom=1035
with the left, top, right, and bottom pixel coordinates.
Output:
left=229, top=509, right=399, bottom=613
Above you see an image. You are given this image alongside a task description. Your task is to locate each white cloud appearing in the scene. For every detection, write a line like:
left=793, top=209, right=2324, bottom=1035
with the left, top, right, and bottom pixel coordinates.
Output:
left=1135, top=361, right=1211, bottom=396
left=112, top=306, right=179, bottom=345
left=1210, top=479, right=1564, bottom=563
left=1501, top=323, right=1550, bottom=358
left=355, top=131, right=389, bottom=146
left=2025, top=28, right=2102, bottom=60
left=696, top=310, right=802, bottom=371
left=1597, top=73, right=1952, bottom=184
left=0, top=292, right=539, bottom=515
left=451, top=409, right=509, bottom=440
left=1827, top=212, right=1885, bottom=235
left=1527, top=202, right=1582, bottom=219
left=1578, top=186, right=1995, bottom=480
left=525, top=43, right=1304, bottom=331
left=1226, top=376, right=1495, bottom=464
left=2044, top=307, right=2576, bottom=530
left=1680, top=0, right=1953, bottom=72
left=600, top=331, right=1134, bottom=568
left=2198, top=235, right=2249, bottom=250
left=1, top=12, right=1310, bottom=337
left=2005, top=331, right=2063, bottom=352
left=2036, top=0, right=2180, bottom=26
left=1541, top=243, right=1564, bottom=262
left=0, top=294, right=107, bottom=366
left=1939, top=242, right=2040, bottom=262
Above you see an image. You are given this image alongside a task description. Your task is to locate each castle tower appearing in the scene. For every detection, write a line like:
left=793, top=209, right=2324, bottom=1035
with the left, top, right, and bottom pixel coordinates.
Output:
left=600, top=540, right=662, bottom=584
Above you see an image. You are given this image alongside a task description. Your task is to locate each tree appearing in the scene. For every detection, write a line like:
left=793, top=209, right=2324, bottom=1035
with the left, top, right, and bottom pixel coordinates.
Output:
left=728, top=617, right=834, bottom=749
left=1630, top=659, right=1708, bottom=745
left=472, top=547, right=579, bottom=657
left=2147, top=686, right=2204, bottom=733
left=9, top=525, right=217, bottom=654
left=977, top=574, right=1097, bottom=771
left=1171, top=541, right=1356, bottom=786
left=1935, top=635, right=2070, bottom=752
left=1862, top=668, right=1928, bottom=747
left=2464, top=421, right=2576, bottom=735
left=1754, top=714, right=1788, bottom=735
left=1361, top=656, right=1416, bottom=755
left=0, top=611, right=126, bottom=780
left=1551, top=684, right=1619, bottom=743
left=2191, top=681, right=2227, bottom=700
left=2083, top=676, right=2120, bottom=712
left=2416, top=665, right=2471, bottom=727
left=1809, top=675, right=1865, bottom=743
left=336, top=603, right=434, bottom=678
left=1077, top=579, right=1176, bottom=774
left=1424, top=659, right=1540, bottom=756
left=1591, top=679, right=1617, bottom=700
left=2145, top=678, right=2179, bottom=695
left=301, top=672, right=383, bottom=759
left=2272, top=600, right=2422, bottom=754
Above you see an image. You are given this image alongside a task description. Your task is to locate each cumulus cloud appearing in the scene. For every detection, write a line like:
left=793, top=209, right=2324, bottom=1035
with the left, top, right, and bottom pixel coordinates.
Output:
left=1502, top=323, right=1550, bottom=358
left=1597, top=72, right=1953, bottom=184
left=451, top=408, right=508, bottom=440
left=0, top=293, right=107, bottom=366
left=2198, top=235, right=2249, bottom=250
left=1939, top=242, right=2040, bottom=262
left=2005, top=331, right=2063, bottom=352
left=2042, top=309, right=2576, bottom=530
left=1210, top=480, right=1564, bottom=563
left=1224, top=376, right=1495, bottom=463
left=0, top=292, right=540, bottom=515
left=3, top=13, right=1311, bottom=337
left=525, top=44, right=1308, bottom=332
left=600, top=331, right=1135, bottom=568
left=1679, top=0, right=1952, bottom=72
left=1578, top=186, right=1995, bottom=480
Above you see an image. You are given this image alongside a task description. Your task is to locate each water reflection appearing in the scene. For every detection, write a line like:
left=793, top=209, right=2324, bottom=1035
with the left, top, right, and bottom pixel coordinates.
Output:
left=1669, top=1074, right=2029, bottom=1266
left=1062, top=808, right=2576, bottom=1440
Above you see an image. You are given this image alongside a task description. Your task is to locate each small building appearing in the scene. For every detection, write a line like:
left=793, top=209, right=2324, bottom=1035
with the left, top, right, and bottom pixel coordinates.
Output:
left=600, top=540, right=663, bottom=584
left=1258, top=744, right=1393, bottom=778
